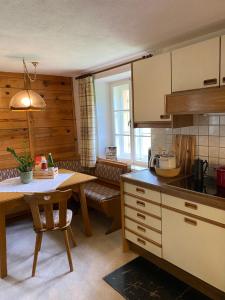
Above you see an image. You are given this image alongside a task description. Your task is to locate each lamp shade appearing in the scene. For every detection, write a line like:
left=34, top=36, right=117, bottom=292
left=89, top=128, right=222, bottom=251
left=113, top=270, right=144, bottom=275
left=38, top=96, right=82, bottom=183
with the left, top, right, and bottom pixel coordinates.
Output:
left=9, top=90, right=46, bottom=111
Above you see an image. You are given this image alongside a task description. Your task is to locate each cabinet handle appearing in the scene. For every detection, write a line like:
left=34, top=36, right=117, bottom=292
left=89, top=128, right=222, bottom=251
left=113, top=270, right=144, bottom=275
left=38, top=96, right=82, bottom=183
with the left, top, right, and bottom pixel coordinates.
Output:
left=223, top=77, right=225, bottom=83
left=184, top=217, right=197, bottom=226
left=137, top=213, right=146, bottom=220
left=185, top=202, right=198, bottom=210
left=160, top=114, right=170, bottom=120
left=136, top=187, right=145, bottom=194
left=136, top=200, right=145, bottom=207
left=203, top=78, right=217, bottom=86
left=137, top=238, right=146, bottom=245
left=137, top=226, right=146, bottom=232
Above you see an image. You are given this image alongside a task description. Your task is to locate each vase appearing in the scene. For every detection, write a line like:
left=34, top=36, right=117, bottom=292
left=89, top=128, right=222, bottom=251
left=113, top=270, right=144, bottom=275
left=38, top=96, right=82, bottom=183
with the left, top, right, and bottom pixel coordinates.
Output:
left=20, top=170, right=33, bottom=184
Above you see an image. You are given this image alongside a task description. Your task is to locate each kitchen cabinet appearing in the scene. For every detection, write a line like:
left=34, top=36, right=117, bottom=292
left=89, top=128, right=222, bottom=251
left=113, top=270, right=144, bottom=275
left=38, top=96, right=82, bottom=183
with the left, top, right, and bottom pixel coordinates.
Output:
left=122, top=181, right=162, bottom=257
left=132, top=52, right=171, bottom=124
left=162, top=194, right=225, bottom=292
left=172, top=37, right=220, bottom=92
left=220, top=35, right=225, bottom=86
left=121, top=171, right=225, bottom=298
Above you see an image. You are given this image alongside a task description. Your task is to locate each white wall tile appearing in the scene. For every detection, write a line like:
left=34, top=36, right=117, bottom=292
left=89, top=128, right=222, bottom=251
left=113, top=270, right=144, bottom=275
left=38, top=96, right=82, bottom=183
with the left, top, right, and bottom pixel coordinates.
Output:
left=199, top=146, right=208, bottom=157
left=198, top=126, right=208, bottom=136
left=220, top=126, right=225, bottom=136
left=198, top=136, right=208, bottom=146
left=209, top=126, right=219, bottom=136
left=209, top=115, right=219, bottom=125
left=220, top=137, right=225, bottom=148
left=209, top=146, right=219, bottom=158
left=219, top=147, right=225, bottom=158
left=209, top=136, right=219, bottom=147
left=220, top=115, right=225, bottom=125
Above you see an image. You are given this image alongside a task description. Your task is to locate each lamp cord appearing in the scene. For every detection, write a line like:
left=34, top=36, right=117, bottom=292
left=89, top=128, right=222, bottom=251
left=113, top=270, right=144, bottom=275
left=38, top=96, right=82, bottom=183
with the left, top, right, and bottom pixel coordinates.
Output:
left=23, top=58, right=38, bottom=90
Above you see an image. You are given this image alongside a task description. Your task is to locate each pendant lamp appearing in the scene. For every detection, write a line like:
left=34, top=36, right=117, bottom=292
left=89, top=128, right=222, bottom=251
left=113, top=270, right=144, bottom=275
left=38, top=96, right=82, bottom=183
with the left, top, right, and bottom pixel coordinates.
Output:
left=9, top=59, right=46, bottom=111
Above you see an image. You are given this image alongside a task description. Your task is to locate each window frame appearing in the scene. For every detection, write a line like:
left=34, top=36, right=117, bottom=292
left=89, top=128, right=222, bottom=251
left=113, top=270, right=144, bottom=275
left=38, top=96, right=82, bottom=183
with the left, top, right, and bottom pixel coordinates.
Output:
left=110, top=79, right=150, bottom=166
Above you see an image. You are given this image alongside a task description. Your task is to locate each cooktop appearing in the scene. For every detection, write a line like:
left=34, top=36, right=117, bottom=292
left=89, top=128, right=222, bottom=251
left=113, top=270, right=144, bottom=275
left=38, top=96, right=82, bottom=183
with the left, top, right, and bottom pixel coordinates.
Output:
left=167, top=176, right=225, bottom=198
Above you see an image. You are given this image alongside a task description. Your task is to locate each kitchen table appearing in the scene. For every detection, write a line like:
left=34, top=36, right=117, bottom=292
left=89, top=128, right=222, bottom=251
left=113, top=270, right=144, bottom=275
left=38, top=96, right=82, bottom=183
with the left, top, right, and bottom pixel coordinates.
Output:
left=0, top=169, right=96, bottom=278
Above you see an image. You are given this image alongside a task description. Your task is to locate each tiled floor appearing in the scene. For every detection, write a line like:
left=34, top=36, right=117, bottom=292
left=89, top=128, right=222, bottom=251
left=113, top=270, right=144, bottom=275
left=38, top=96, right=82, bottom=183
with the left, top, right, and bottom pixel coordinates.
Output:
left=0, top=211, right=136, bottom=300
left=104, top=257, right=211, bottom=300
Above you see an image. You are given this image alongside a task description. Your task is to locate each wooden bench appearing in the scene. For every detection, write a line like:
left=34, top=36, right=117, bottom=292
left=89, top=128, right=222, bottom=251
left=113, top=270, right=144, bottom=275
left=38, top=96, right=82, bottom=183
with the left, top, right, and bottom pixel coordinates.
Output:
left=84, top=158, right=130, bottom=234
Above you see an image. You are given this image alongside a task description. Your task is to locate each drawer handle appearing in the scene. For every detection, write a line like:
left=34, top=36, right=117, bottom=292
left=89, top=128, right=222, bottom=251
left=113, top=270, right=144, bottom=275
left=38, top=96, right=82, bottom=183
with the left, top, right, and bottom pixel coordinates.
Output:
left=137, top=238, right=146, bottom=245
left=136, top=187, right=145, bottom=194
left=136, top=200, right=145, bottom=207
left=203, top=78, right=217, bottom=86
left=137, top=213, right=146, bottom=220
left=223, top=77, right=225, bottom=83
left=185, top=202, right=198, bottom=210
left=184, top=217, right=197, bottom=226
left=137, top=226, right=146, bottom=232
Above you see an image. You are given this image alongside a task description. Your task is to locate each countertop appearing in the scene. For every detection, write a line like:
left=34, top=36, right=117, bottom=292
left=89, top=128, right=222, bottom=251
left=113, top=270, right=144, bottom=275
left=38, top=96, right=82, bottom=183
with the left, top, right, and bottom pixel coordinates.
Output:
left=121, top=169, right=225, bottom=210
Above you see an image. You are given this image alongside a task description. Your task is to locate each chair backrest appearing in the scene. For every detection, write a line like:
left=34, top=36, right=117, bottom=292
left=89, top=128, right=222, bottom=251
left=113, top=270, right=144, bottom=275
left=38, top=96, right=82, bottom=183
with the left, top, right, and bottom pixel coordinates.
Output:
left=25, top=189, right=72, bottom=231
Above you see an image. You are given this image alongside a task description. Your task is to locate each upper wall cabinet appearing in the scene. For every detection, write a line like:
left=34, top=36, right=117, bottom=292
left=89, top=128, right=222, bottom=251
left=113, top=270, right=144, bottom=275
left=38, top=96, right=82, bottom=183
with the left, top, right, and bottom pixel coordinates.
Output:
left=172, top=37, right=220, bottom=92
left=133, top=52, right=171, bottom=124
left=220, top=35, right=225, bottom=86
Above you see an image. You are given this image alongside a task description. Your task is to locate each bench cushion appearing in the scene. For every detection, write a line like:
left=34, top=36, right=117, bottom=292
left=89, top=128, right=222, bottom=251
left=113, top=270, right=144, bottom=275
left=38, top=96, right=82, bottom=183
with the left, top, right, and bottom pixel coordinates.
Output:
left=84, top=182, right=120, bottom=202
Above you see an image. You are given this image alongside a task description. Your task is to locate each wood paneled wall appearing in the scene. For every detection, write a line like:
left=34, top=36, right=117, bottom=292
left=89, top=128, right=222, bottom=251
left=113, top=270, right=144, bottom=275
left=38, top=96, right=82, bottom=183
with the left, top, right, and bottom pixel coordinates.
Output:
left=0, top=72, right=78, bottom=169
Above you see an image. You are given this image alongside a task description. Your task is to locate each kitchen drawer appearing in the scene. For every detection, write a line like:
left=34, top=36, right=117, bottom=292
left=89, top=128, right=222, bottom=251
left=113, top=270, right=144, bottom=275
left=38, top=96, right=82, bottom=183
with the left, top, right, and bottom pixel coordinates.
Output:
left=124, top=182, right=161, bottom=204
left=124, top=194, right=161, bottom=217
left=125, top=217, right=161, bottom=244
left=125, top=229, right=162, bottom=257
left=125, top=206, right=161, bottom=231
left=162, top=193, right=225, bottom=225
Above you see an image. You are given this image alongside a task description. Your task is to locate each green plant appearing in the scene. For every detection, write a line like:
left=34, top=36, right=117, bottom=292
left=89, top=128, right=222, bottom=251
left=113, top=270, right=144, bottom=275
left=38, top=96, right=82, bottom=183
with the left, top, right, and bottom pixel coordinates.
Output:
left=6, top=147, right=34, bottom=172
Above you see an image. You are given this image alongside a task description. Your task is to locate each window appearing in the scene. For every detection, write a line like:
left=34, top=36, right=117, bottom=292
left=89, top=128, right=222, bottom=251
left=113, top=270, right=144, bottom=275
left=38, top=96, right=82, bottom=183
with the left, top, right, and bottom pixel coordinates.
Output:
left=111, top=80, right=151, bottom=165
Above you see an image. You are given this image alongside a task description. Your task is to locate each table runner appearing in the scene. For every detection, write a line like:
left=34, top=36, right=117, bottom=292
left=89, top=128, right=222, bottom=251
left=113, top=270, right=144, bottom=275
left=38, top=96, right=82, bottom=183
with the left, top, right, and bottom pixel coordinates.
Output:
left=0, top=173, right=74, bottom=193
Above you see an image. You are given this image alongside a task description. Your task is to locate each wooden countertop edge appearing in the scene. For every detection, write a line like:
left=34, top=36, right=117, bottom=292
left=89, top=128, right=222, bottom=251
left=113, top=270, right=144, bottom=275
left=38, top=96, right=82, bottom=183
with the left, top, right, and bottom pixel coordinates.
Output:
left=121, top=172, right=225, bottom=211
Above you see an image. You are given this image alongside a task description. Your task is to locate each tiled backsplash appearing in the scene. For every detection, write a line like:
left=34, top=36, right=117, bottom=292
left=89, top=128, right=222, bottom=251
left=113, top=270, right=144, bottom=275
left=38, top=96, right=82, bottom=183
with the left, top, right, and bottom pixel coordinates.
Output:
left=151, top=114, right=225, bottom=176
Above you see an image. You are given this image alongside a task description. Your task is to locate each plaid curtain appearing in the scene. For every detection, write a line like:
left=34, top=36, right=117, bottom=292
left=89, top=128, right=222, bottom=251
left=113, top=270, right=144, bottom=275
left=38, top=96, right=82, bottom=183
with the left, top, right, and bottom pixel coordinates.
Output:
left=79, top=76, right=96, bottom=168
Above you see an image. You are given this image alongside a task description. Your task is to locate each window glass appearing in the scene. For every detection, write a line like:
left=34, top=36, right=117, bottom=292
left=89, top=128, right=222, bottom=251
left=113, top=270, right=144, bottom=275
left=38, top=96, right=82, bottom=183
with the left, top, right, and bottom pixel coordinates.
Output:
left=113, top=84, right=130, bottom=111
left=111, top=80, right=151, bottom=164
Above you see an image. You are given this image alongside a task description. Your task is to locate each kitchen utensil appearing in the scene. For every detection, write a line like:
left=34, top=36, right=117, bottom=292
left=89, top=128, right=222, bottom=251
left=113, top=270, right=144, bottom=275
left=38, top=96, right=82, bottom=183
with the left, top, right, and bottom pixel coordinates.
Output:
left=216, top=166, right=225, bottom=188
left=173, top=134, right=196, bottom=175
left=158, top=156, right=176, bottom=169
left=155, top=167, right=181, bottom=178
left=192, top=158, right=208, bottom=182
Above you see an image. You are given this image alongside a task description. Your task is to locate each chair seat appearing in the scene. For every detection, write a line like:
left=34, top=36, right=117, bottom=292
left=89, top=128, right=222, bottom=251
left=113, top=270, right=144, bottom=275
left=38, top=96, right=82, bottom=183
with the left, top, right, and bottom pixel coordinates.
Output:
left=40, top=209, right=73, bottom=226
left=84, top=182, right=120, bottom=202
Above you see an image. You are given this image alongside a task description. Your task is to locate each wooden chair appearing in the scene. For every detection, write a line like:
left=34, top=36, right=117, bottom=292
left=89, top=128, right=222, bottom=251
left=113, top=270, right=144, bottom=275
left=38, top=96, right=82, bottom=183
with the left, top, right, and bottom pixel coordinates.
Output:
left=25, top=189, right=76, bottom=276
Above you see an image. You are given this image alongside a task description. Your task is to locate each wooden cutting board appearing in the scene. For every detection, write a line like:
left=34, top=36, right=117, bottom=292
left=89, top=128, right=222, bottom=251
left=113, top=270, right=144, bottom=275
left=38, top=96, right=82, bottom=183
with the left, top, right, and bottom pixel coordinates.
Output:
left=173, top=134, right=196, bottom=175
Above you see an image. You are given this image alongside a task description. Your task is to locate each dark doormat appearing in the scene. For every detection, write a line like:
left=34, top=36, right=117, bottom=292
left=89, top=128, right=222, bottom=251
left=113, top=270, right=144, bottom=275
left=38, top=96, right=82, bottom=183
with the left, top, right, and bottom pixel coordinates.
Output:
left=103, top=257, right=211, bottom=300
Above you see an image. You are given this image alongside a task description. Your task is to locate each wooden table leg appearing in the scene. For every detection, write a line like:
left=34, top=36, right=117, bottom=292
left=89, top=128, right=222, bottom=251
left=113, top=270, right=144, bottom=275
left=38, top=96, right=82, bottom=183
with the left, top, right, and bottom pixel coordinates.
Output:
left=79, top=184, right=92, bottom=237
left=0, top=205, right=7, bottom=278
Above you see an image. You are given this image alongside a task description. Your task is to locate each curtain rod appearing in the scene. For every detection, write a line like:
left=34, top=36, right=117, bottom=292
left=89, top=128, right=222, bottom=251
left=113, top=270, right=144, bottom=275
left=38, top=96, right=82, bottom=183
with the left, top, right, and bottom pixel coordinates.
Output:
left=75, top=54, right=153, bottom=80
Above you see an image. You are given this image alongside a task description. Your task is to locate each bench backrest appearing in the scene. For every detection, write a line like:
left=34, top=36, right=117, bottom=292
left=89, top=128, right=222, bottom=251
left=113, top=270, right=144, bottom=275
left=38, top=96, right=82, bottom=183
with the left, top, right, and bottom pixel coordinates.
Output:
left=95, top=158, right=130, bottom=186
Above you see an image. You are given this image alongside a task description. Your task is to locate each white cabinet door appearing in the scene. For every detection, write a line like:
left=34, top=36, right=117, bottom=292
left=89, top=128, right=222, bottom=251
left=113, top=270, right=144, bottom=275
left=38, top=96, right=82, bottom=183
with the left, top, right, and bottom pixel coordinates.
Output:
left=133, top=52, right=171, bottom=123
left=162, top=208, right=225, bottom=292
left=220, top=35, right=225, bottom=86
left=172, top=37, right=220, bottom=92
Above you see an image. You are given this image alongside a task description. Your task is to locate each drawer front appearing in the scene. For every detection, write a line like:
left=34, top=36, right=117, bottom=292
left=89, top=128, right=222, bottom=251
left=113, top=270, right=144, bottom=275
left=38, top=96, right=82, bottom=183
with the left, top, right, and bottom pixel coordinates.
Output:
left=124, top=182, right=161, bottom=204
left=124, top=194, right=161, bottom=217
left=125, top=206, right=161, bottom=231
left=162, top=193, right=225, bottom=225
left=162, top=207, right=225, bottom=292
left=125, top=230, right=162, bottom=257
left=125, top=218, right=161, bottom=244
